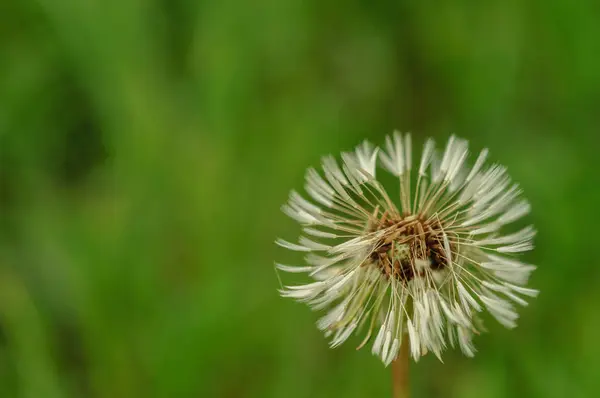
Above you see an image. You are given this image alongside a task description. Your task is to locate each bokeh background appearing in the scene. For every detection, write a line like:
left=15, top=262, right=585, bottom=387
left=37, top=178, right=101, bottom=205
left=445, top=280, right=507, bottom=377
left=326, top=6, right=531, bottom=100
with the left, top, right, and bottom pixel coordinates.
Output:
left=1, top=0, right=599, bottom=397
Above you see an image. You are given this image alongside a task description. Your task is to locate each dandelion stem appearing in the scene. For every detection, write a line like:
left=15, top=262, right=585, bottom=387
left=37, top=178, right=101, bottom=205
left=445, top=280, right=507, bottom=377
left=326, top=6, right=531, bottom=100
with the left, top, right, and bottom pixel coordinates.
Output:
left=391, top=333, right=409, bottom=398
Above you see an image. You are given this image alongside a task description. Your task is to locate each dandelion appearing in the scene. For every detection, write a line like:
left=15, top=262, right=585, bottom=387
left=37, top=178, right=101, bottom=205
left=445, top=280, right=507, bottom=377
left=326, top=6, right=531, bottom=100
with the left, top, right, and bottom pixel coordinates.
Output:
left=275, top=132, right=537, bottom=395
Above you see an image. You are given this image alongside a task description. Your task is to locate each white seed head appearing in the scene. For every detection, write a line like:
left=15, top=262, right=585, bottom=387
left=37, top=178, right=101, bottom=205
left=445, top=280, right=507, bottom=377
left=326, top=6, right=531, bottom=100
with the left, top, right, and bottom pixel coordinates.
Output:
left=276, top=133, right=538, bottom=365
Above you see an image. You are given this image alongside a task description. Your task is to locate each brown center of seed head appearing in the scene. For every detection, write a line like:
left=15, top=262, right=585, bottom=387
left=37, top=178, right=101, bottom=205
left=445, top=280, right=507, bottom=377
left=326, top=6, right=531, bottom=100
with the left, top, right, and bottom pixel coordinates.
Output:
left=368, top=214, right=452, bottom=283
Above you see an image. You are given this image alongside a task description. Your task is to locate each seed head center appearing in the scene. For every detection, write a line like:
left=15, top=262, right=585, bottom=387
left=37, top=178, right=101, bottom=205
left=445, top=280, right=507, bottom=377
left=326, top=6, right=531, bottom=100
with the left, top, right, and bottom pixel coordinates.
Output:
left=369, top=214, right=451, bottom=283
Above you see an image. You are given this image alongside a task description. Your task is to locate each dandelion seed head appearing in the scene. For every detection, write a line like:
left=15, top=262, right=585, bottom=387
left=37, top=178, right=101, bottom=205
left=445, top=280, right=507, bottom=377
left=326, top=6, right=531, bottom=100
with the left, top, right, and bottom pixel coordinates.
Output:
left=276, top=132, right=538, bottom=365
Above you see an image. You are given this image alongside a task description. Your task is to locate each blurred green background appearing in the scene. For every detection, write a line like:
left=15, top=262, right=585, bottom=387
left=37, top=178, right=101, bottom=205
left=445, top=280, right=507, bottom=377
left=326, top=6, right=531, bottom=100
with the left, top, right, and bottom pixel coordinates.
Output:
left=0, top=0, right=599, bottom=397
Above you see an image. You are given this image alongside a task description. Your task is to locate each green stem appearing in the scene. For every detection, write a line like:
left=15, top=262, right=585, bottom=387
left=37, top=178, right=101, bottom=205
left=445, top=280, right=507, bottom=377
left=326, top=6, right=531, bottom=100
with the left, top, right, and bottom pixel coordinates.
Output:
left=391, top=333, right=410, bottom=398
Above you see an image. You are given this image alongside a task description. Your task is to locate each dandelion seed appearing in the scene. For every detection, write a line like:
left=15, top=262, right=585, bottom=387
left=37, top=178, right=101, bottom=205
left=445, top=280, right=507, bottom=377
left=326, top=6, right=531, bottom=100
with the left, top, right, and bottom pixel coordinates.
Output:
left=276, top=132, right=537, bottom=365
